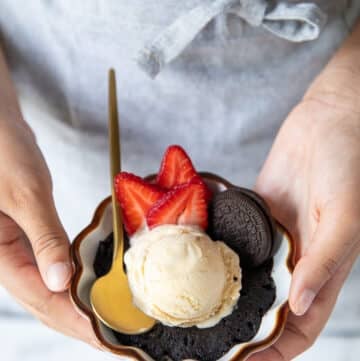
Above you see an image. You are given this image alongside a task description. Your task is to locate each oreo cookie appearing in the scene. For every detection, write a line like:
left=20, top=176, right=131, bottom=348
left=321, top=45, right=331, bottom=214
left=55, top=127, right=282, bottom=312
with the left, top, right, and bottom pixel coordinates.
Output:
left=208, top=189, right=273, bottom=267
left=235, top=187, right=278, bottom=257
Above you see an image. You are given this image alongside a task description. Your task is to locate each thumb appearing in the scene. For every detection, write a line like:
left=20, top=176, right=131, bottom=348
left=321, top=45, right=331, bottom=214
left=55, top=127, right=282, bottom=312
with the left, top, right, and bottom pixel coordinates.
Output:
left=289, top=206, right=359, bottom=316
left=11, top=191, right=73, bottom=293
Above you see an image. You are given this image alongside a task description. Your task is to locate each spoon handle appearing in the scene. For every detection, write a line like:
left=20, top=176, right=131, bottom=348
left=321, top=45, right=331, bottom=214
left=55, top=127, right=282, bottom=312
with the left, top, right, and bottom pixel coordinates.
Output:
left=108, top=69, right=124, bottom=264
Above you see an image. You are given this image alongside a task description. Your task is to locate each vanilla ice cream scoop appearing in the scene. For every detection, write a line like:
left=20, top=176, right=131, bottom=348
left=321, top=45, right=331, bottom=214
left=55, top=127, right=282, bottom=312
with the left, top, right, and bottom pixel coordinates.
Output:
left=124, top=225, right=241, bottom=328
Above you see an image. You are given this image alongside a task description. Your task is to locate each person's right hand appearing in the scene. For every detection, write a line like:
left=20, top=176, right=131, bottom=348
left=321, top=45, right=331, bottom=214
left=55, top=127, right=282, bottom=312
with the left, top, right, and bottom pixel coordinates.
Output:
left=0, top=119, right=98, bottom=346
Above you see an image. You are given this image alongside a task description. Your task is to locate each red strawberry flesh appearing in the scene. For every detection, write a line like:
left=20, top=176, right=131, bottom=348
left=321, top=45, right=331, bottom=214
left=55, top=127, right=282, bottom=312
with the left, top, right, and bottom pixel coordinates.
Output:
left=156, top=145, right=198, bottom=189
left=115, top=172, right=164, bottom=235
left=147, top=180, right=208, bottom=230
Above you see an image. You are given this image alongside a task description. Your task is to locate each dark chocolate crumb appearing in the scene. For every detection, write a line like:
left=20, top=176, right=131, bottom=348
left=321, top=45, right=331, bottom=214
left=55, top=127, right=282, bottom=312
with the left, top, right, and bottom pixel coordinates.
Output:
left=93, top=234, right=113, bottom=277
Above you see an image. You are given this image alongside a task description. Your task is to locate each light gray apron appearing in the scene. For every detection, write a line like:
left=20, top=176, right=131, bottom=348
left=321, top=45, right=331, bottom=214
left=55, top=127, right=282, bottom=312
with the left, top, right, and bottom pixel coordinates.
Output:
left=137, top=0, right=327, bottom=77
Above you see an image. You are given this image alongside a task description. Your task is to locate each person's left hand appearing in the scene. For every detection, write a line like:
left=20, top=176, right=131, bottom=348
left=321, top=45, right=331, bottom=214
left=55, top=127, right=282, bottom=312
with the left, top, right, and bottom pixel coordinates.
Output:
left=248, top=95, right=360, bottom=360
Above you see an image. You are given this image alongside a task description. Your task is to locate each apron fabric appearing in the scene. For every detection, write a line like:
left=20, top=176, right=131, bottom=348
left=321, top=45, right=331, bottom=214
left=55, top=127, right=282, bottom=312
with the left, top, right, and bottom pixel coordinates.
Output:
left=137, top=0, right=328, bottom=77
left=0, top=1, right=359, bottom=360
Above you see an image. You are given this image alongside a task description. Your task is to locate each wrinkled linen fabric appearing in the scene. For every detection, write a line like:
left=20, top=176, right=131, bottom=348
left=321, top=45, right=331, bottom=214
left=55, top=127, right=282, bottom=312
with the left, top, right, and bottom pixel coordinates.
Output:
left=138, top=0, right=328, bottom=77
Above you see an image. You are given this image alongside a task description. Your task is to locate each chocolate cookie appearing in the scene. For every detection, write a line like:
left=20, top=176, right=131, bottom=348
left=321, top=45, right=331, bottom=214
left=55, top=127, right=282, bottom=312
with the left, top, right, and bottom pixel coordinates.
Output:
left=208, top=189, right=273, bottom=267
left=93, top=234, right=275, bottom=361
left=234, top=187, right=278, bottom=257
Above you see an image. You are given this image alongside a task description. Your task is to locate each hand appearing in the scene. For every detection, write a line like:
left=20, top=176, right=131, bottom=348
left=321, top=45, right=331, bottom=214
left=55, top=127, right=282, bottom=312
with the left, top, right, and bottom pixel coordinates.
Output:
left=0, top=120, right=97, bottom=346
left=249, top=96, right=360, bottom=360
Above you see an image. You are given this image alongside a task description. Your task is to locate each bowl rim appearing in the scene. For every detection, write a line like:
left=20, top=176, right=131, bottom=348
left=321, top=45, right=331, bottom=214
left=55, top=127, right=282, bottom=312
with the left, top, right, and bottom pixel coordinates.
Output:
left=70, top=172, right=296, bottom=361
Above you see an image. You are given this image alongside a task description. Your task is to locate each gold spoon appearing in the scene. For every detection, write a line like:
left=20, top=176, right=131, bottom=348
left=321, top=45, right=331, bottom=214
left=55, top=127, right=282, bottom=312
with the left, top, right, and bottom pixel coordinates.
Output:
left=90, top=69, right=156, bottom=334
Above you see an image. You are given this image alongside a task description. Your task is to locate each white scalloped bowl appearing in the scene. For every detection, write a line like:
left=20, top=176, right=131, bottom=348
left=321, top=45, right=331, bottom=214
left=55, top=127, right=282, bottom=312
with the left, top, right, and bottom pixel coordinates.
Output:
left=70, top=172, right=295, bottom=361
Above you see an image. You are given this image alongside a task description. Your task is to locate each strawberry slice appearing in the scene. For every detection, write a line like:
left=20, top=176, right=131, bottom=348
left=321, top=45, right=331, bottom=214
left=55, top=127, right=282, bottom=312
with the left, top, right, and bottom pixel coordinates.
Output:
left=115, top=172, right=164, bottom=235
left=147, top=179, right=208, bottom=230
left=156, top=145, right=198, bottom=189
left=191, top=175, right=213, bottom=202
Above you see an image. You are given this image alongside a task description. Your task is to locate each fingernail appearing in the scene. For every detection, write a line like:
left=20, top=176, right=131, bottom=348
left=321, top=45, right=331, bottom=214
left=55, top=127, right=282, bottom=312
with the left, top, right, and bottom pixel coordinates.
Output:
left=294, top=289, right=316, bottom=316
left=46, top=262, right=72, bottom=292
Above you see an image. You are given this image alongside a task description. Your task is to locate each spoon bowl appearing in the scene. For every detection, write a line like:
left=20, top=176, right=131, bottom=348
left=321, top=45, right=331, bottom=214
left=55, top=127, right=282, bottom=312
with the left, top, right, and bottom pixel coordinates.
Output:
left=90, top=251, right=156, bottom=334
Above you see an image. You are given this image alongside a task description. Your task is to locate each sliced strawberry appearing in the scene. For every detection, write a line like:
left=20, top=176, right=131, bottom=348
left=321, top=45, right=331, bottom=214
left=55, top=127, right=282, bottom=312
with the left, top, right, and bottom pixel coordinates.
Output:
left=190, top=175, right=213, bottom=202
left=147, top=180, right=208, bottom=230
left=156, top=145, right=198, bottom=189
left=115, top=172, right=164, bottom=235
